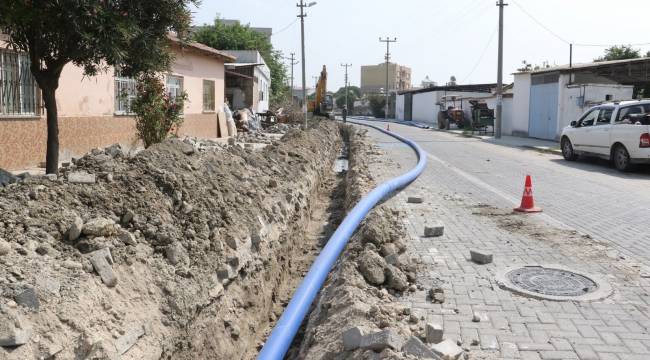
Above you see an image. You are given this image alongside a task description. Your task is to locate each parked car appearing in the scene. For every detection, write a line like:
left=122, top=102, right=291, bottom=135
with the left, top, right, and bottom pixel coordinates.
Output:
left=560, top=100, right=650, bottom=171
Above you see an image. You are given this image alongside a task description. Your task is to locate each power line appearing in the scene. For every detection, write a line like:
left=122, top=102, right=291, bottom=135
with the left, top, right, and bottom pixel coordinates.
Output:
left=510, top=0, right=569, bottom=44
left=461, top=26, right=498, bottom=83
left=273, top=18, right=299, bottom=35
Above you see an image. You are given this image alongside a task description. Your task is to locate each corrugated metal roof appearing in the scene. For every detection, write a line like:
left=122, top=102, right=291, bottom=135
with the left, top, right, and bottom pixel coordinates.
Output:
left=514, top=57, right=650, bottom=75
left=397, top=83, right=497, bottom=95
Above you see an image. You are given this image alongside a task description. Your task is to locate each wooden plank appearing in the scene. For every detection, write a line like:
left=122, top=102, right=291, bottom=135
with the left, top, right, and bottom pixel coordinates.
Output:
left=217, top=112, right=228, bottom=138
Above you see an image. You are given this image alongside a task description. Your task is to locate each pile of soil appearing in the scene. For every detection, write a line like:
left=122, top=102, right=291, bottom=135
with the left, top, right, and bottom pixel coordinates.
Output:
left=0, top=121, right=341, bottom=359
left=295, top=128, right=427, bottom=359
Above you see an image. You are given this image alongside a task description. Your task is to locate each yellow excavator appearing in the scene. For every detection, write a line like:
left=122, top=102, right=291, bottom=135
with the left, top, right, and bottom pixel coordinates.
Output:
left=308, top=65, right=334, bottom=118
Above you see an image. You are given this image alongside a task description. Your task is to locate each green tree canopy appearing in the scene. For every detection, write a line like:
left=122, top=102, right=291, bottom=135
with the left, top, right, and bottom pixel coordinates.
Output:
left=595, top=45, right=641, bottom=62
left=334, top=86, right=361, bottom=111
left=0, top=0, right=196, bottom=174
left=192, top=19, right=289, bottom=105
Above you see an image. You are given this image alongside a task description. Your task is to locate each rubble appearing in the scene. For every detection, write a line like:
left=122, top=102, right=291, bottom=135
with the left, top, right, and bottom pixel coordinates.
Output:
left=359, top=329, right=404, bottom=352
left=14, top=288, right=39, bottom=311
left=358, top=250, right=387, bottom=285
left=0, top=169, right=18, bottom=187
left=402, top=336, right=438, bottom=358
left=67, top=171, right=96, bottom=184
left=425, top=323, right=444, bottom=344
left=342, top=326, right=367, bottom=351
left=431, top=339, right=464, bottom=360
left=470, top=249, right=493, bottom=264
left=424, top=222, right=445, bottom=237
left=407, top=196, right=423, bottom=204
left=0, top=310, right=32, bottom=347
left=89, top=247, right=117, bottom=287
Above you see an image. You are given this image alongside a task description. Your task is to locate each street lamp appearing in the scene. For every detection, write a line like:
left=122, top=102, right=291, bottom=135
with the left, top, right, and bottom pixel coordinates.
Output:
left=298, top=0, right=317, bottom=127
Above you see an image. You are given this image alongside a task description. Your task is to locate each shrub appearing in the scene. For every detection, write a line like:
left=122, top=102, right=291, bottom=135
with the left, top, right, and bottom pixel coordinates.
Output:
left=130, top=73, right=188, bottom=148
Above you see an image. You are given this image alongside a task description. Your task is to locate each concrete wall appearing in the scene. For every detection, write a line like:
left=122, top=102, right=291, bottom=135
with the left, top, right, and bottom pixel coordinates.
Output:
left=412, top=91, right=438, bottom=125
left=396, top=94, right=405, bottom=121
left=512, top=73, right=532, bottom=137
left=558, top=80, right=633, bottom=132
left=0, top=42, right=227, bottom=170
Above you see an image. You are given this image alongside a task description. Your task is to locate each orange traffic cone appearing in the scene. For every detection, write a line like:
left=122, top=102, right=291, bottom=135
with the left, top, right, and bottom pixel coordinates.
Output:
left=514, top=175, right=542, bottom=213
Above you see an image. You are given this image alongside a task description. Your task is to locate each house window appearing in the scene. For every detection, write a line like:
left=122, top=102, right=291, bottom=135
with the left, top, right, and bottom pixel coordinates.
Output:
left=166, top=75, right=183, bottom=100
left=0, top=49, right=39, bottom=117
left=203, top=80, right=215, bottom=112
left=114, top=71, right=137, bottom=115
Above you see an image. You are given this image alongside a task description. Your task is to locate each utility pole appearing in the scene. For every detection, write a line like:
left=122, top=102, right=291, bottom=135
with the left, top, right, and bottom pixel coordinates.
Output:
left=297, top=1, right=317, bottom=127
left=341, top=63, right=352, bottom=122
left=380, top=37, right=397, bottom=121
left=495, top=0, right=507, bottom=139
left=286, top=53, right=299, bottom=94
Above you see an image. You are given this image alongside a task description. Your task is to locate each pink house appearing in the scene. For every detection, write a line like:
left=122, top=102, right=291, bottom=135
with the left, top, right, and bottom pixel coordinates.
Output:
left=0, top=34, right=234, bottom=170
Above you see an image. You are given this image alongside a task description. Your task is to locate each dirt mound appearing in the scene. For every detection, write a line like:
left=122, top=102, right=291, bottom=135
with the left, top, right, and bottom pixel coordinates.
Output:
left=295, top=127, right=424, bottom=360
left=0, top=122, right=341, bottom=359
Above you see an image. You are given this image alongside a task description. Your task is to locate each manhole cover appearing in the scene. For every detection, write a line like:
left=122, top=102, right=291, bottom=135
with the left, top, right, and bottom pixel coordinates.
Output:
left=506, top=267, right=598, bottom=297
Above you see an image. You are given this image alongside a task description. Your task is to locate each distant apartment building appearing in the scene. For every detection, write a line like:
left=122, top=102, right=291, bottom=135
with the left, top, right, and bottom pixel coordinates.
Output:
left=360, top=63, right=412, bottom=94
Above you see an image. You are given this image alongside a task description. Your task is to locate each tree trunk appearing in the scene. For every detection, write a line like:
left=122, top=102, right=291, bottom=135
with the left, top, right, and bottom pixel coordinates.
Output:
left=41, top=86, right=59, bottom=175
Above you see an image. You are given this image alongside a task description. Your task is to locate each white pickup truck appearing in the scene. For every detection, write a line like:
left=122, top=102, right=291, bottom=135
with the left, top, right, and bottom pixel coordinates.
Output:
left=560, top=100, right=650, bottom=171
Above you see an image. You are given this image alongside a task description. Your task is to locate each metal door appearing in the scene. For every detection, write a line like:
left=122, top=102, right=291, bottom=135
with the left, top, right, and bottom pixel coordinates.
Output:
left=528, top=73, right=559, bottom=140
left=404, top=93, right=413, bottom=121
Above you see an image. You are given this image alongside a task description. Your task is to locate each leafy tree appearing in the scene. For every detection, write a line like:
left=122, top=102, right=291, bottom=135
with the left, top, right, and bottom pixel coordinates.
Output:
left=0, top=0, right=196, bottom=174
left=193, top=19, right=289, bottom=106
left=334, top=86, right=361, bottom=111
left=130, top=73, right=187, bottom=148
left=368, top=95, right=386, bottom=118
left=595, top=45, right=641, bottom=62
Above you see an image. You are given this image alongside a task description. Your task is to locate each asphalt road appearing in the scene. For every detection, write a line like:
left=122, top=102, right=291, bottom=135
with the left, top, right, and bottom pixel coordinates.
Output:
left=353, top=118, right=650, bottom=266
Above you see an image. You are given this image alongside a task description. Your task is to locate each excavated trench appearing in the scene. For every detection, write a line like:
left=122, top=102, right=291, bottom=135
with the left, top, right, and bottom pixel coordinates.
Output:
left=172, top=125, right=352, bottom=360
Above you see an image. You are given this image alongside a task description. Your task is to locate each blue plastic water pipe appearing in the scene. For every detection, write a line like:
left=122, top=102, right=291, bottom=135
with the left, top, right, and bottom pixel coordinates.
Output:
left=257, top=120, right=427, bottom=359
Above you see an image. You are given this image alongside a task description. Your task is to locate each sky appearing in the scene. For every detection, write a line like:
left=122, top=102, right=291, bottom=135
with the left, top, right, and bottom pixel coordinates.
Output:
left=191, top=0, right=650, bottom=91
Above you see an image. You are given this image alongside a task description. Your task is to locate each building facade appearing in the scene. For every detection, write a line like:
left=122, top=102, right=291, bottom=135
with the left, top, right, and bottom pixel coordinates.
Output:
left=360, top=63, right=411, bottom=94
left=512, top=59, right=643, bottom=140
left=224, top=50, right=271, bottom=113
left=0, top=35, right=234, bottom=170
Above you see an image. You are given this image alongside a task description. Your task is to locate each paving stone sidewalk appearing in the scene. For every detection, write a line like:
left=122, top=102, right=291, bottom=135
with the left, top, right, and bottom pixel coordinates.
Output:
left=361, top=125, right=650, bottom=360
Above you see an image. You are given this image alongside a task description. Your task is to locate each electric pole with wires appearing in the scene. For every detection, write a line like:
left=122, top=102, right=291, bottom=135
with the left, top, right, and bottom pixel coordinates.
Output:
left=495, top=0, right=508, bottom=139
left=341, top=63, right=351, bottom=122
left=379, top=37, right=397, bottom=121
left=285, top=53, right=299, bottom=95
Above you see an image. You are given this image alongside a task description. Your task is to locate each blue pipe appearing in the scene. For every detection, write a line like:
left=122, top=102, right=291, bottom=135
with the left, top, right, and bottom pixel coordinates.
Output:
left=257, top=120, right=427, bottom=359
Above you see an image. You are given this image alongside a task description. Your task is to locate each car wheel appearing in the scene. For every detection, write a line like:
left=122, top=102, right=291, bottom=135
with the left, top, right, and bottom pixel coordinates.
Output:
left=561, top=138, right=578, bottom=161
left=613, top=145, right=632, bottom=172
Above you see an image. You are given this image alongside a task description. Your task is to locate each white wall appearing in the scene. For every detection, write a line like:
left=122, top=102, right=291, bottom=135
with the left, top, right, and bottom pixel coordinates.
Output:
left=396, top=94, right=405, bottom=121
left=558, top=82, right=633, bottom=132
left=412, top=91, right=438, bottom=125
left=512, top=73, right=532, bottom=137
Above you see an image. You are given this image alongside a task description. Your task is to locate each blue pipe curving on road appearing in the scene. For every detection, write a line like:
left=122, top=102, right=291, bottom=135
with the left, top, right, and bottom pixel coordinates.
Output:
left=257, top=120, right=427, bottom=359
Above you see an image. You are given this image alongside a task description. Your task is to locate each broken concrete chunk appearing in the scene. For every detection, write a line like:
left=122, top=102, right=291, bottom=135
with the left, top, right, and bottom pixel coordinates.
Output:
left=68, top=216, right=84, bottom=241
left=431, top=339, right=464, bottom=360
left=425, top=323, right=444, bottom=344
left=359, top=329, right=404, bottom=352
left=407, top=197, right=423, bottom=204
left=424, top=222, right=445, bottom=238
left=402, top=336, right=438, bottom=358
left=90, top=248, right=117, bottom=287
left=14, top=287, right=40, bottom=311
left=0, top=311, right=32, bottom=347
left=118, top=230, right=137, bottom=246
left=68, top=171, right=96, bottom=184
left=0, top=239, right=10, bottom=256
left=385, top=265, right=409, bottom=292
left=121, top=209, right=135, bottom=225
left=358, top=250, right=387, bottom=286
left=342, top=326, right=367, bottom=351
left=85, top=339, right=119, bottom=360
left=470, top=250, right=493, bottom=264
left=165, top=242, right=188, bottom=266
left=115, top=325, right=145, bottom=355
left=83, top=218, right=119, bottom=237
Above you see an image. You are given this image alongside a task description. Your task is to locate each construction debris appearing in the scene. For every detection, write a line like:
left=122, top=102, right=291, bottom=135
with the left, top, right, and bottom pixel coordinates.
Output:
left=470, top=249, right=493, bottom=264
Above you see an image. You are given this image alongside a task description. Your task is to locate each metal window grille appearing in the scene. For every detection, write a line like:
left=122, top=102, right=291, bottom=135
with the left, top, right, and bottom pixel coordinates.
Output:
left=0, top=49, right=39, bottom=116
left=203, top=79, right=215, bottom=111
left=114, top=71, right=136, bottom=115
